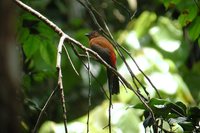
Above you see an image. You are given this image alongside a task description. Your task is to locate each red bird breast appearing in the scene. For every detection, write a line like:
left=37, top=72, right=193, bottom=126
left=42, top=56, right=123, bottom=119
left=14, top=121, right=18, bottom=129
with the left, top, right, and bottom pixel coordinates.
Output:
left=89, top=36, right=116, bottom=66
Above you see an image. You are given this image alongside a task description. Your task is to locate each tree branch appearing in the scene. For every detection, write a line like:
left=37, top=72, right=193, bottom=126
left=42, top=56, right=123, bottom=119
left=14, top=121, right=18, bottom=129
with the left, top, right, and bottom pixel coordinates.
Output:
left=14, top=0, right=64, bottom=36
left=14, top=0, right=156, bottom=131
left=33, top=86, right=58, bottom=133
left=56, top=35, right=68, bottom=133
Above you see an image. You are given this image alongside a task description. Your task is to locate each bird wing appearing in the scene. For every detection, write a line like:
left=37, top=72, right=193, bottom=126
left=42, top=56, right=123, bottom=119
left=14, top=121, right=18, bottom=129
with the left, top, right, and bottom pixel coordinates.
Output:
left=91, top=44, right=119, bottom=94
left=90, top=44, right=112, bottom=66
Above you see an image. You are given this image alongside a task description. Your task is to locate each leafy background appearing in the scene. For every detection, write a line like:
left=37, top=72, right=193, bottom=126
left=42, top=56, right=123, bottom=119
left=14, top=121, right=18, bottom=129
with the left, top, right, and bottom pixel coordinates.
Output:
left=16, top=0, right=200, bottom=132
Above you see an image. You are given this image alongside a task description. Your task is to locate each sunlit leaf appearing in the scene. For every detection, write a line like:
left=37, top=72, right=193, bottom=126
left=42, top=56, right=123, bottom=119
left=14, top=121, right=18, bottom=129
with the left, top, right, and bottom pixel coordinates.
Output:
left=134, top=11, right=157, bottom=38
left=178, top=7, right=198, bottom=27
left=188, top=16, right=200, bottom=41
left=149, top=17, right=182, bottom=52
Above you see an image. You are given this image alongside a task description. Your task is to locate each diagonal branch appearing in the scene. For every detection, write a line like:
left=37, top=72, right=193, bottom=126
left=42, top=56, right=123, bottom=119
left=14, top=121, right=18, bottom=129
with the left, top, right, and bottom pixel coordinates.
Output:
left=77, top=0, right=149, bottom=98
left=14, top=0, right=64, bottom=36
left=14, top=0, right=156, bottom=131
left=78, top=0, right=160, bottom=99
left=33, top=86, right=58, bottom=133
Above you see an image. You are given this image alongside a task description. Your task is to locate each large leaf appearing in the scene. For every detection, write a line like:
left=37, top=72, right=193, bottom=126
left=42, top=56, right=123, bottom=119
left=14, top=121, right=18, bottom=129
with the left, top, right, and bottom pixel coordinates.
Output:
left=188, top=16, right=200, bottom=41
left=40, top=40, right=56, bottom=67
left=23, top=35, right=41, bottom=59
left=132, top=98, right=187, bottom=119
left=178, top=6, right=198, bottom=27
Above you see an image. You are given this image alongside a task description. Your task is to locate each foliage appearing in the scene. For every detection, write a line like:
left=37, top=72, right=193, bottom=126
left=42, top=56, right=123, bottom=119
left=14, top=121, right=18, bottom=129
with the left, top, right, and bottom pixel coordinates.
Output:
left=133, top=98, right=200, bottom=132
left=15, top=0, right=200, bottom=132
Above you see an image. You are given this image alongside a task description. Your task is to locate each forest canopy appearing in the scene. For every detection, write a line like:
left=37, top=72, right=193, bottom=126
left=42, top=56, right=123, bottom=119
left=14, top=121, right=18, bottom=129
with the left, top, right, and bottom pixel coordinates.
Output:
left=2, top=0, right=200, bottom=133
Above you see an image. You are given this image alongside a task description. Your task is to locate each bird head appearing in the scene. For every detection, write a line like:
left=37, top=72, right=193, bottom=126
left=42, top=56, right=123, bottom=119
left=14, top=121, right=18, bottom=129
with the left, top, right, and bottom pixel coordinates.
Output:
left=85, top=31, right=100, bottom=40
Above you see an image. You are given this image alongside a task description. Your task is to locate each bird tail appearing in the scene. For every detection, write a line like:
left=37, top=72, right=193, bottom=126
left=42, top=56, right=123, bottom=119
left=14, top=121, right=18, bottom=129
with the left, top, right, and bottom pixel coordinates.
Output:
left=107, top=68, right=119, bottom=95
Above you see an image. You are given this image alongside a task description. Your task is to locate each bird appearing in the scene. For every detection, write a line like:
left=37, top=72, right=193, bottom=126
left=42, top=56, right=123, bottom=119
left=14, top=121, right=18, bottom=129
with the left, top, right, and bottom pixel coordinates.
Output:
left=85, top=31, right=119, bottom=95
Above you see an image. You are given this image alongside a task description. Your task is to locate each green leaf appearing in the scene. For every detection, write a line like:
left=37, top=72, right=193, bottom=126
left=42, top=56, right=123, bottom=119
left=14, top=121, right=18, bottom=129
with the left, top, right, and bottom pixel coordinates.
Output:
left=133, top=98, right=170, bottom=110
left=17, top=28, right=30, bottom=43
left=163, top=0, right=181, bottom=8
left=33, top=72, right=46, bottom=82
left=23, top=35, right=41, bottom=59
left=37, top=22, right=55, bottom=40
left=178, top=2, right=198, bottom=26
left=133, top=98, right=172, bottom=118
left=21, top=13, right=39, bottom=21
left=188, top=16, right=200, bottom=41
left=149, top=98, right=171, bottom=118
left=175, top=101, right=187, bottom=114
left=32, top=49, right=56, bottom=74
left=167, top=102, right=185, bottom=116
left=134, top=11, right=157, bottom=38
left=149, top=98, right=169, bottom=105
left=133, top=98, right=187, bottom=119
left=40, top=41, right=56, bottom=66
left=132, top=103, right=145, bottom=110
left=40, top=42, right=50, bottom=65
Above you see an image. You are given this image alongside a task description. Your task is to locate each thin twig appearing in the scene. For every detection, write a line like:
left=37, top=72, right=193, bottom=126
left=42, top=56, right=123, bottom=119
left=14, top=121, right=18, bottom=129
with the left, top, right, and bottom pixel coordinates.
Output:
left=77, top=0, right=156, bottom=124
left=102, top=91, right=112, bottom=133
left=77, top=0, right=103, bottom=30
left=32, top=86, right=58, bottom=133
left=70, top=44, right=109, bottom=100
left=84, top=0, right=113, bottom=37
left=111, top=0, right=132, bottom=20
left=102, top=32, right=152, bottom=99
left=83, top=0, right=159, bottom=99
left=193, top=0, right=200, bottom=10
left=108, top=92, right=112, bottom=133
left=78, top=0, right=155, bottom=122
left=79, top=0, right=152, bottom=102
left=63, top=45, right=79, bottom=76
left=118, top=45, right=159, bottom=98
left=86, top=51, right=91, bottom=133
left=80, top=0, right=151, bottom=99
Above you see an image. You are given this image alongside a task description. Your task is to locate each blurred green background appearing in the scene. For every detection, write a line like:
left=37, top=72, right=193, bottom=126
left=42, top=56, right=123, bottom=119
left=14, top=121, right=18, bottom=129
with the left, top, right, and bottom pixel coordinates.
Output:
left=16, top=0, right=200, bottom=132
